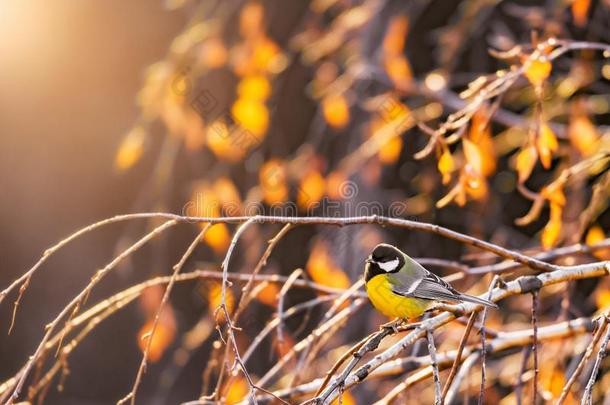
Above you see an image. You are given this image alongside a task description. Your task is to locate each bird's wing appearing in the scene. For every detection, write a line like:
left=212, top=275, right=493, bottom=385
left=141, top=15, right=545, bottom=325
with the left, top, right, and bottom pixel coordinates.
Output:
left=389, top=259, right=462, bottom=303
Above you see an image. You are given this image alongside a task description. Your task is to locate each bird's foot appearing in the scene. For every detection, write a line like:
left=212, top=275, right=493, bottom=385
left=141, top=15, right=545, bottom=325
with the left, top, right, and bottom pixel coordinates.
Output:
left=380, top=318, right=406, bottom=334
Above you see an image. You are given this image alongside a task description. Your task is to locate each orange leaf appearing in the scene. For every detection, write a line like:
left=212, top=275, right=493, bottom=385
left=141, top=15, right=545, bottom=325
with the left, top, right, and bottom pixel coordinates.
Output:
left=586, top=225, right=610, bottom=260
left=524, top=58, right=552, bottom=87
left=468, top=108, right=496, bottom=176
left=206, top=121, right=247, bottom=162
left=115, top=126, right=146, bottom=171
left=307, top=240, right=350, bottom=289
left=237, top=75, right=271, bottom=101
left=384, top=55, right=412, bottom=86
left=322, top=93, right=350, bottom=129
left=568, top=114, right=599, bottom=156
left=225, top=377, right=249, bottom=405
left=137, top=311, right=176, bottom=363
left=379, top=136, right=403, bottom=164
left=213, top=177, right=242, bottom=215
left=331, top=391, right=356, bottom=405
left=231, top=98, right=269, bottom=136
left=437, top=149, right=454, bottom=185
left=298, top=170, right=326, bottom=209
left=382, top=16, right=408, bottom=55
left=541, top=182, right=566, bottom=206
left=256, top=283, right=279, bottom=307
left=463, top=138, right=483, bottom=175
left=259, top=159, right=289, bottom=205
left=204, top=281, right=235, bottom=322
left=203, top=224, right=231, bottom=255
left=326, top=170, right=348, bottom=200
left=536, top=123, right=559, bottom=169
left=541, top=203, right=562, bottom=249
left=515, top=144, right=538, bottom=183
left=572, top=0, right=591, bottom=27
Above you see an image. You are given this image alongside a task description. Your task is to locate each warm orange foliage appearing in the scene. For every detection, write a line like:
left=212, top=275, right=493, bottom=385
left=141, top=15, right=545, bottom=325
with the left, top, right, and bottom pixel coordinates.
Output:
left=231, top=98, right=269, bottom=136
left=137, top=286, right=177, bottom=363
left=203, top=223, right=231, bottom=255
left=200, top=38, right=228, bottom=68
left=326, top=170, right=348, bottom=200
left=298, top=170, right=326, bottom=209
left=524, top=58, right=552, bottom=87
left=568, top=103, right=600, bottom=156
left=541, top=202, right=563, bottom=249
left=437, top=148, right=454, bottom=185
left=571, top=0, right=591, bottom=27
left=379, top=136, right=403, bottom=164
left=115, top=126, right=146, bottom=171
left=586, top=225, right=610, bottom=260
left=204, top=281, right=235, bottom=323
left=322, top=93, right=350, bottom=129
left=224, top=377, right=249, bottom=405
left=515, top=144, right=538, bottom=183
left=259, top=159, right=289, bottom=205
left=306, top=240, right=350, bottom=289
left=255, top=283, right=279, bottom=307
left=536, top=123, right=559, bottom=169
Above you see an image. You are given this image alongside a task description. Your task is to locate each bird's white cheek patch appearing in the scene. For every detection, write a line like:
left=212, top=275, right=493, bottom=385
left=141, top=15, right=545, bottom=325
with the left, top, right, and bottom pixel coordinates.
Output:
left=379, top=258, right=399, bottom=272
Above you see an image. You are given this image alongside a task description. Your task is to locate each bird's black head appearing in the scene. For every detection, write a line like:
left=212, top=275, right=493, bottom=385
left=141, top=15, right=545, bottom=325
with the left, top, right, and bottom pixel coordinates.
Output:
left=364, top=243, right=405, bottom=281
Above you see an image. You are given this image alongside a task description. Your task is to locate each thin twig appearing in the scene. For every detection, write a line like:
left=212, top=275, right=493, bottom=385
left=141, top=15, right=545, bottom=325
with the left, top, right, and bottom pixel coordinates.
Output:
left=441, top=312, right=477, bottom=402
left=531, top=290, right=540, bottom=405
left=556, top=316, right=609, bottom=404
left=581, top=317, right=610, bottom=405
left=117, top=224, right=211, bottom=405
left=427, top=330, right=442, bottom=405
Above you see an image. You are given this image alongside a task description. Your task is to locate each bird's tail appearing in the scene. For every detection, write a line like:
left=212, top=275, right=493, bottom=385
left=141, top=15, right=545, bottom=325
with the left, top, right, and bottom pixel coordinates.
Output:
left=458, top=293, right=498, bottom=308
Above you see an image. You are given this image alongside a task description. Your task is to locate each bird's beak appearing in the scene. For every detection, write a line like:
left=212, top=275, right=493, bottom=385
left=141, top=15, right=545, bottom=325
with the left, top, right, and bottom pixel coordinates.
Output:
left=365, top=258, right=373, bottom=264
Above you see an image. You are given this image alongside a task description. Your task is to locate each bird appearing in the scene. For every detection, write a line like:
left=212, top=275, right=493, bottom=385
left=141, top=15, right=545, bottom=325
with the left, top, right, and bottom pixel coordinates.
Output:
left=364, top=243, right=497, bottom=320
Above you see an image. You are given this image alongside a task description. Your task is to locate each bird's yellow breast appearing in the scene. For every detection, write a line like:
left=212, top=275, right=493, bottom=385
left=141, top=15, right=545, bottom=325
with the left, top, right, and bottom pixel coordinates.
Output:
left=365, top=274, right=431, bottom=319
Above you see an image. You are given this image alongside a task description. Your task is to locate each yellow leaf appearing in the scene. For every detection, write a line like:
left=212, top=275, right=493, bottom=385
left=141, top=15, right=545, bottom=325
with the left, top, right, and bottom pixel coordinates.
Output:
left=326, top=170, right=348, bottom=200
left=237, top=75, right=271, bottom=101
left=203, top=224, right=231, bottom=255
left=463, top=138, right=483, bottom=175
left=307, top=240, right=350, bottom=289
left=206, top=121, right=246, bottom=162
left=568, top=114, right=599, bottom=156
left=231, top=98, right=269, bottom=136
left=536, top=123, right=559, bottom=169
left=259, top=159, right=288, bottom=205
left=595, top=288, right=610, bottom=312
left=572, top=0, right=591, bottom=27
left=515, top=144, right=538, bottom=183
left=205, top=281, right=235, bottom=322
left=225, top=377, right=248, bottom=405
left=541, top=182, right=566, bottom=206
left=322, top=93, right=350, bottom=129
left=541, top=203, right=562, bottom=249
left=256, top=283, right=279, bottom=307
left=586, top=225, right=610, bottom=260
left=437, top=149, right=454, bottom=185
left=115, top=126, right=146, bottom=171
left=468, top=108, right=496, bottom=176
left=298, top=170, right=326, bottom=209
left=384, top=55, right=412, bottom=86
left=137, top=310, right=176, bottom=363
left=382, top=16, right=408, bottom=55
left=525, top=58, right=552, bottom=87
left=379, top=136, right=403, bottom=164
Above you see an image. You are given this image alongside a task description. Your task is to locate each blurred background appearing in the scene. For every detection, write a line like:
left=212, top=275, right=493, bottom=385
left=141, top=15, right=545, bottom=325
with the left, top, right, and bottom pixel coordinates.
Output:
left=0, top=0, right=609, bottom=404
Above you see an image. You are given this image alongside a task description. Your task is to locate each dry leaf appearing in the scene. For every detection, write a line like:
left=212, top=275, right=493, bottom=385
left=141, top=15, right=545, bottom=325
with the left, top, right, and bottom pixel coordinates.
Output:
left=515, top=144, right=538, bottom=183
left=322, top=93, right=350, bottom=129
left=536, top=123, right=559, bottom=169
left=524, top=58, right=552, bottom=87
left=115, top=126, right=146, bottom=171
left=438, top=149, right=455, bottom=185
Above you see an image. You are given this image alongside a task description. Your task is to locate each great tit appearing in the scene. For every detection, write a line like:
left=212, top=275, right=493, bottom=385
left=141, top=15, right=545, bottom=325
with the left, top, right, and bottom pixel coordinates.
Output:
left=364, top=243, right=497, bottom=319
